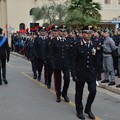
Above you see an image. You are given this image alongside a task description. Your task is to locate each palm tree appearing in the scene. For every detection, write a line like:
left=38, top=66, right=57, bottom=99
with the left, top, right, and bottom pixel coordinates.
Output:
left=32, top=5, right=53, bottom=24
left=32, top=7, right=43, bottom=22
left=55, top=4, right=67, bottom=21
left=65, top=0, right=102, bottom=28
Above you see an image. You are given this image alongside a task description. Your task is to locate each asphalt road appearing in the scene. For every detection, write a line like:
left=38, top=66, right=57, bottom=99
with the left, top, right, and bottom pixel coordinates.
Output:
left=0, top=53, right=120, bottom=120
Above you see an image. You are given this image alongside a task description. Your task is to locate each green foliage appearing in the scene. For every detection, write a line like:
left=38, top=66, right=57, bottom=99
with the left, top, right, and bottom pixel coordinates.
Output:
left=55, top=4, right=67, bottom=21
left=32, top=7, right=43, bottom=22
left=65, top=0, right=102, bottom=28
left=42, top=23, right=49, bottom=28
left=32, top=0, right=101, bottom=28
left=32, top=1, right=68, bottom=25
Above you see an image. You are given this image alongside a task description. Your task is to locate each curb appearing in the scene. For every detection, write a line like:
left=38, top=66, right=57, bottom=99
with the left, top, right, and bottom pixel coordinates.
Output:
left=11, top=51, right=27, bottom=60
left=99, top=83, right=120, bottom=95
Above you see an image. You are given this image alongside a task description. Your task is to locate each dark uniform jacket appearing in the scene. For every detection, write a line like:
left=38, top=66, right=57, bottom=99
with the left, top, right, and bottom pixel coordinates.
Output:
left=27, top=39, right=36, bottom=61
left=92, top=36, right=103, bottom=66
left=45, top=37, right=52, bottom=64
left=49, top=37, right=70, bottom=70
left=0, top=36, right=10, bottom=60
left=70, top=40, right=96, bottom=83
left=34, top=36, right=47, bottom=62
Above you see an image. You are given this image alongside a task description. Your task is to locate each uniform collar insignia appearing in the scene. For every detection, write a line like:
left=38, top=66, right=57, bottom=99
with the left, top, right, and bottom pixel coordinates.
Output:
left=81, top=41, right=83, bottom=45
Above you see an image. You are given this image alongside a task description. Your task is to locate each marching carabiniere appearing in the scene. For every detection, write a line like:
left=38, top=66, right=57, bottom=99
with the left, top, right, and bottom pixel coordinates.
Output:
left=34, top=27, right=48, bottom=84
left=0, top=28, right=10, bottom=85
left=70, top=26, right=97, bottom=120
left=46, top=26, right=59, bottom=89
left=49, top=26, right=70, bottom=103
left=27, top=32, right=38, bottom=79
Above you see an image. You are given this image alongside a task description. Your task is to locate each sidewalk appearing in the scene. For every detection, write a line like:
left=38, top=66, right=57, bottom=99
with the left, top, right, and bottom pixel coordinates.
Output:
left=11, top=51, right=27, bottom=60
left=99, top=82, right=120, bottom=95
left=11, top=51, right=120, bottom=95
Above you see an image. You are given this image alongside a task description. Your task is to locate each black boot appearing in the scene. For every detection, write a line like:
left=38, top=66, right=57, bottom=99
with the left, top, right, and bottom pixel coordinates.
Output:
left=101, top=79, right=109, bottom=83
left=118, top=75, right=120, bottom=78
left=116, top=84, right=120, bottom=88
left=77, top=112, right=85, bottom=119
left=0, top=69, right=2, bottom=85
left=3, top=79, right=8, bottom=85
left=38, top=76, right=41, bottom=81
left=33, top=76, right=37, bottom=79
left=108, top=81, right=115, bottom=86
left=56, top=96, right=61, bottom=103
left=47, top=84, right=51, bottom=89
left=62, top=95, right=70, bottom=102
left=0, top=80, right=2, bottom=85
left=84, top=109, right=95, bottom=119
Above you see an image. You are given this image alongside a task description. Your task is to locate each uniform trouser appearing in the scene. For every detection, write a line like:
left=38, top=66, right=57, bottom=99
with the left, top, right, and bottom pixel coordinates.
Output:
left=0, top=68, right=1, bottom=83
left=103, top=56, right=115, bottom=82
left=54, top=69, right=70, bottom=97
left=0, top=59, right=6, bottom=82
left=31, top=59, right=37, bottom=77
left=75, top=81, right=96, bottom=113
left=96, top=56, right=102, bottom=80
left=36, top=58, right=48, bottom=83
left=47, top=65, right=53, bottom=86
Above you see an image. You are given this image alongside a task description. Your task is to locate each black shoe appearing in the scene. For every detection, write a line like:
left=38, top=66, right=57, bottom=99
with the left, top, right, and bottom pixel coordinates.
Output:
left=45, top=81, right=48, bottom=85
left=0, top=82, right=2, bottom=85
left=116, top=84, right=120, bottom=88
left=62, top=95, right=70, bottom=102
left=77, top=113, right=85, bottom=119
left=115, top=73, right=119, bottom=76
left=33, top=76, right=37, bottom=79
left=3, top=79, right=8, bottom=85
left=38, top=77, right=41, bottom=81
left=97, top=76, right=101, bottom=81
left=118, top=75, right=120, bottom=78
left=47, top=84, right=51, bottom=89
left=98, top=77, right=102, bottom=81
left=56, top=97, right=61, bottom=103
left=84, top=110, right=95, bottom=119
left=108, top=81, right=115, bottom=86
left=101, top=79, right=109, bottom=83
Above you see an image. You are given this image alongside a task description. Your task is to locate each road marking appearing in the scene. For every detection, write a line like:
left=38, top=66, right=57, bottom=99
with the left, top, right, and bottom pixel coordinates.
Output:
left=21, top=72, right=102, bottom=120
left=7, top=63, right=14, bottom=68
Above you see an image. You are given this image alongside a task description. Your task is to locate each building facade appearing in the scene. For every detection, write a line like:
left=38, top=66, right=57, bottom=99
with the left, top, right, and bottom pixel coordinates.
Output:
left=0, top=0, right=120, bottom=33
left=95, top=0, right=120, bottom=21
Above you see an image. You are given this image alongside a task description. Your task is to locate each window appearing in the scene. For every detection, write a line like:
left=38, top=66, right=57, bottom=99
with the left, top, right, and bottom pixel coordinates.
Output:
left=19, top=23, right=25, bottom=30
left=30, top=8, right=36, bottom=15
left=30, top=23, right=39, bottom=29
left=105, top=0, right=110, bottom=4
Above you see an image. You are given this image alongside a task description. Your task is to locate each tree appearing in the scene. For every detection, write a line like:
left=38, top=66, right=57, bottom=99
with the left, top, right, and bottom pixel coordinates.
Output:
left=32, top=7, right=43, bottom=22
left=32, top=0, right=68, bottom=25
left=55, top=3, right=67, bottom=21
left=65, top=0, right=102, bottom=28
